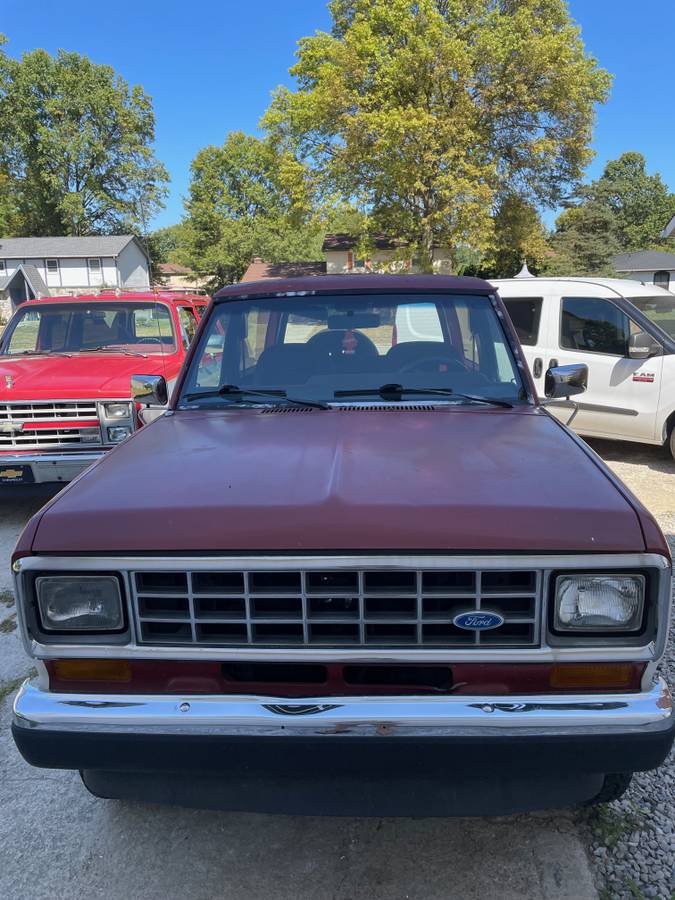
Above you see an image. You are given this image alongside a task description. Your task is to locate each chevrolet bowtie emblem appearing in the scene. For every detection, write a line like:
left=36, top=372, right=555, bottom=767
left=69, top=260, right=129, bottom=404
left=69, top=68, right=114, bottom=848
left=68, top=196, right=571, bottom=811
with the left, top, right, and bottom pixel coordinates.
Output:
left=0, top=422, right=23, bottom=433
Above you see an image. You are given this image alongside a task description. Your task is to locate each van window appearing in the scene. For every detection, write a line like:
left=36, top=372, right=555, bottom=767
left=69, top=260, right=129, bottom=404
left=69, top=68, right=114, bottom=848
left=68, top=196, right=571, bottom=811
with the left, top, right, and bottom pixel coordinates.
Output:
left=560, top=297, right=629, bottom=356
left=502, top=298, right=543, bottom=346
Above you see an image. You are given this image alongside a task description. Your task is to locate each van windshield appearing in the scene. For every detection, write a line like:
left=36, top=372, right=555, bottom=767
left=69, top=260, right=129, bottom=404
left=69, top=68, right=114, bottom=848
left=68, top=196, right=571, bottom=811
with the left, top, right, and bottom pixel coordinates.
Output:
left=628, top=295, right=675, bottom=340
left=1, top=302, right=176, bottom=355
left=181, top=292, right=526, bottom=406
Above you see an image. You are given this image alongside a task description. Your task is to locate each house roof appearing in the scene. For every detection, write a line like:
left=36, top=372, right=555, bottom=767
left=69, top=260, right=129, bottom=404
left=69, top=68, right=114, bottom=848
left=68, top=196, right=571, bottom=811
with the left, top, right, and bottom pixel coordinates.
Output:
left=613, top=250, right=675, bottom=272
left=322, top=233, right=410, bottom=252
left=158, top=262, right=194, bottom=275
left=240, top=258, right=327, bottom=283
left=662, top=214, right=675, bottom=239
left=0, top=263, right=49, bottom=298
left=0, top=235, right=141, bottom=260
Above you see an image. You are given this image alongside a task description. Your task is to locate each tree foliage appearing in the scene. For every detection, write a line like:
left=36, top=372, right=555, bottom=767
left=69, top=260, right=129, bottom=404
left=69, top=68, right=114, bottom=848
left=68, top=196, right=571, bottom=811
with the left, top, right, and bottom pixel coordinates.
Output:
left=0, top=35, right=168, bottom=236
left=263, top=0, right=611, bottom=270
left=585, top=152, right=675, bottom=252
left=544, top=200, right=622, bottom=276
left=184, top=131, right=363, bottom=285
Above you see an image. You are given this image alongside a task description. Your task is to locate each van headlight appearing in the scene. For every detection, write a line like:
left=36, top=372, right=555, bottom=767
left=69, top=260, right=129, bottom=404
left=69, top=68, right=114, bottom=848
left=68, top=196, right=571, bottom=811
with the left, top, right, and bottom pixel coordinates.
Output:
left=36, top=576, right=124, bottom=632
left=554, top=574, right=645, bottom=632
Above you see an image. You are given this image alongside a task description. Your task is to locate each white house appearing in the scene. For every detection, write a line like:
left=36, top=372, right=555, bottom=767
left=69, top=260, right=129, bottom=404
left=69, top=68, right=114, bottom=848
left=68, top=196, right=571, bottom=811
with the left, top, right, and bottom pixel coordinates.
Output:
left=323, top=234, right=453, bottom=274
left=0, top=235, right=151, bottom=317
left=613, top=250, right=675, bottom=292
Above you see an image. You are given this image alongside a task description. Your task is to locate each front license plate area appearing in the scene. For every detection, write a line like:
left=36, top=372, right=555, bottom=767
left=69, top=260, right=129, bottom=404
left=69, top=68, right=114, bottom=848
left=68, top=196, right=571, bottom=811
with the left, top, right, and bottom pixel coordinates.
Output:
left=0, top=465, right=35, bottom=484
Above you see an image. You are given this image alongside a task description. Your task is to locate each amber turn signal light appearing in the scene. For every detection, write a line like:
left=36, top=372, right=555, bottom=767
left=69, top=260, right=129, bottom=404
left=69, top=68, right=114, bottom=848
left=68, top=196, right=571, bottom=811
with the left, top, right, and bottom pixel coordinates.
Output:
left=549, top=662, right=639, bottom=690
left=53, top=659, right=132, bottom=683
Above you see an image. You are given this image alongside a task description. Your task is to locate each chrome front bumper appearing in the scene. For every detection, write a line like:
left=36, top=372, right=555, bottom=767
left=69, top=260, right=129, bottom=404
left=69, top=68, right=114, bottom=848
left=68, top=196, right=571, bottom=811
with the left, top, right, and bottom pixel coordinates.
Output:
left=14, top=679, right=674, bottom=813
left=13, top=677, right=673, bottom=738
left=0, top=452, right=104, bottom=484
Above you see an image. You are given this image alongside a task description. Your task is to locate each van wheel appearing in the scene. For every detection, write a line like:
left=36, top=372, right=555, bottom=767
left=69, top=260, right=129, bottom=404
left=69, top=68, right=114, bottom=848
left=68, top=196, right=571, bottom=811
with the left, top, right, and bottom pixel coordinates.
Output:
left=669, top=425, right=675, bottom=460
left=585, top=773, right=632, bottom=806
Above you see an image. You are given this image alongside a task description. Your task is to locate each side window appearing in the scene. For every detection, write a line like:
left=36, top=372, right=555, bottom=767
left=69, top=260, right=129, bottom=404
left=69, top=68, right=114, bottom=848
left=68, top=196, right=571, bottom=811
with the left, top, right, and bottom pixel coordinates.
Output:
left=560, top=297, right=629, bottom=356
left=502, top=298, right=543, bottom=346
left=177, top=306, right=198, bottom=351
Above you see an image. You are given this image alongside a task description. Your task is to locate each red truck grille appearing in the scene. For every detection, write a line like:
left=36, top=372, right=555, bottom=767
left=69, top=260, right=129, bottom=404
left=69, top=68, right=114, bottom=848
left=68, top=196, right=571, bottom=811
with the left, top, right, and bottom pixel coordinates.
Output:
left=0, top=401, right=101, bottom=449
left=132, top=568, right=541, bottom=649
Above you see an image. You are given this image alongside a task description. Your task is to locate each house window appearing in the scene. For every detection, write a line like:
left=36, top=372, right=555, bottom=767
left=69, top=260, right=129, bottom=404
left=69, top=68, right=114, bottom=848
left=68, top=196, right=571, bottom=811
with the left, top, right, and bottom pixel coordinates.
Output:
left=88, top=257, right=103, bottom=286
left=46, top=259, right=59, bottom=274
left=654, top=270, right=670, bottom=291
left=0, top=260, right=5, bottom=274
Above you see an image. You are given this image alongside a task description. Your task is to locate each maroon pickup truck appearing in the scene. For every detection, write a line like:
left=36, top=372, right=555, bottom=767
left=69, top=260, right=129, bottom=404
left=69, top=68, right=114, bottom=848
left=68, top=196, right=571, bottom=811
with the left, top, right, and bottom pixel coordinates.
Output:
left=11, top=275, right=674, bottom=815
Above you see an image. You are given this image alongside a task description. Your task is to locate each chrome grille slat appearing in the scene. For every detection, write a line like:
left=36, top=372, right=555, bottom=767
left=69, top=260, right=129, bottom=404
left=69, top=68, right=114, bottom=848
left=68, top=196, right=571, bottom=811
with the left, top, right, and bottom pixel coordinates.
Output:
left=132, top=567, right=541, bottom=649
left=0, top=400, right=101, bottom=449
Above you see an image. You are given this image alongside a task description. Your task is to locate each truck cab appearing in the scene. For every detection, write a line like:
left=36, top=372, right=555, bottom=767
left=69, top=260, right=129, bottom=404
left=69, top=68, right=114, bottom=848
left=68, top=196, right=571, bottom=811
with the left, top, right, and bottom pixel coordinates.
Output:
left=493, top=277, right=675, bottom=456
left=10, top=275, right=674, bottom=816
left=0, top=291, right=207, bottom=487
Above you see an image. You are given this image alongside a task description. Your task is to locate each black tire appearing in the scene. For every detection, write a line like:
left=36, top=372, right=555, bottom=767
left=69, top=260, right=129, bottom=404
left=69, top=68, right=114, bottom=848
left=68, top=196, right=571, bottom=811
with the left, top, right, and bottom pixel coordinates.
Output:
left=669, top=425, right=675, bottom=461
left=585, top=773, right=633, bottom=806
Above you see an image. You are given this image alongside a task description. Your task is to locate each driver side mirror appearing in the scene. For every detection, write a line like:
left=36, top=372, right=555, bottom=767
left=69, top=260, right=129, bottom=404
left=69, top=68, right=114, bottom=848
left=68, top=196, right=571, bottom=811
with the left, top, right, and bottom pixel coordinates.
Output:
left=131, top=374, right=168, bottom=406
left=544, top=364, right=587, bottom=399
left=628, top=332, right=661, bottom=360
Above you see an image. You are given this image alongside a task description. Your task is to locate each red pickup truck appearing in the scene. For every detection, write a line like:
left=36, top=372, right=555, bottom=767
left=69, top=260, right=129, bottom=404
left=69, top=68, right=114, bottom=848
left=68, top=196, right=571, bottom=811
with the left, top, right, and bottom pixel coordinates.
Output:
left=0, top=291, right=208, bottom=487
left=10, top=275, right=674, bottom=815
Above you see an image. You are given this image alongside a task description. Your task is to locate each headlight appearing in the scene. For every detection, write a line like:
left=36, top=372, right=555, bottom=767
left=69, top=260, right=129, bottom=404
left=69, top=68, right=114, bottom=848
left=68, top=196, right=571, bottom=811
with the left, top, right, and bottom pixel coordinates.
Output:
left=103, top=402, right=132, bottom=419
left=107, top=425, right=131, bottom=442
left=36, top=576, right=124, bottom=632
left=554, top=574, right=645, bottom=632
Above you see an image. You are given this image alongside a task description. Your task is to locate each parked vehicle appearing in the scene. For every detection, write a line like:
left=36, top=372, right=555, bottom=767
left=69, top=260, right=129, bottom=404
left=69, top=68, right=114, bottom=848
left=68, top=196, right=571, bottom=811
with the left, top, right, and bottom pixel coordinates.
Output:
left=11, top=275, right=674, bottom=815
left=0, top=291, right=207, bottom=487
left=493, top=277, right=675, bottom=456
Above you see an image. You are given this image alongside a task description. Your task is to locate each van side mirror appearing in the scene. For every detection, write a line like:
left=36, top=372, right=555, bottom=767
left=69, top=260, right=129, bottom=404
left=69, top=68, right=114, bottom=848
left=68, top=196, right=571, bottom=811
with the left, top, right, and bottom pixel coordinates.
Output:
left=628, top=332, right=660, bottom=360
left=131, top=374, right=168, bottom=406
left=544, top=364, right=587, bottom=399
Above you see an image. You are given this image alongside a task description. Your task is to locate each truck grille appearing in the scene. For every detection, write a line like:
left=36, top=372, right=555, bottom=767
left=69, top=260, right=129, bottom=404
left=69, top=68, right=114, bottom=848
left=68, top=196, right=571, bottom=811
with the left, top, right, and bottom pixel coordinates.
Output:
left=132, top=567, right=541, bottom=649
left=0, top=401, right=101, bottom=449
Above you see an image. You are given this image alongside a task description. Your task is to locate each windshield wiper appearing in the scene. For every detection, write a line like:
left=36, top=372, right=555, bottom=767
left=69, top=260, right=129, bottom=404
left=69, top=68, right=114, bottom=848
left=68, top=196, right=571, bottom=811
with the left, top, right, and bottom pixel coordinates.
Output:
left=334, top=383, right=513, bottom=408
left=184, top=384, right=329, bottom=410
left=86, top=346, right=147, bottom=358
left=13, top=349, right=73, bottom=357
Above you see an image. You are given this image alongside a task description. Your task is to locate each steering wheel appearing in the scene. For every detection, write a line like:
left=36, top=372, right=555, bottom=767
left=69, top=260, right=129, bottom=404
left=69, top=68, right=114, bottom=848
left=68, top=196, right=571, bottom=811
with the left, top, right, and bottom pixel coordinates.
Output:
left=399, top=354, right=466, bottom=374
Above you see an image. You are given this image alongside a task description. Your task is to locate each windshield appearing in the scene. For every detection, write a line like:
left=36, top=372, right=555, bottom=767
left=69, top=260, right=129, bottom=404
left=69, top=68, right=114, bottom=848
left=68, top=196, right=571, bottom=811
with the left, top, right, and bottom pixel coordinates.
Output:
left=1, top=302, right=176, bottom=355
left=628, top=295, right=675, bottom=340
left=180, top=293, right=525, bottom=406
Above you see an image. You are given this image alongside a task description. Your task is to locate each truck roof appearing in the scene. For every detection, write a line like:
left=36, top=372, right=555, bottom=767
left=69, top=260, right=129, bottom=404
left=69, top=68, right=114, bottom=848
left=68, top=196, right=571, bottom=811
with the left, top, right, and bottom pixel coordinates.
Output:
left=214, top=273, right=494, bottom=301
left=19, top=291, right=209, bottom=307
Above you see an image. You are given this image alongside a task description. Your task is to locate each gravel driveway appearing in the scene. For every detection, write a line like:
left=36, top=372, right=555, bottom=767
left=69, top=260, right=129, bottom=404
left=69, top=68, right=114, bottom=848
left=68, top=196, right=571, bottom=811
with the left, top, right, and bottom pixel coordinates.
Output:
left=0, top=439, right=672, bottom=900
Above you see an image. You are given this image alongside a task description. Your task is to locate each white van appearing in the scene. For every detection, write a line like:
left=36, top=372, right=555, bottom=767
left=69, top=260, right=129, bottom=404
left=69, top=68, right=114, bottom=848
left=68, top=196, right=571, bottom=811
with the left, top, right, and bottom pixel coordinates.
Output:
left=492, top=276, right=675, bottom=458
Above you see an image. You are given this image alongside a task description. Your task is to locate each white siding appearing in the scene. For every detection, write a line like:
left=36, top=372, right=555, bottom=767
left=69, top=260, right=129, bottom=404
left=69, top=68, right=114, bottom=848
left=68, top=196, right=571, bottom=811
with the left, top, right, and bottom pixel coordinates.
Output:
left=325, top=250, right=351, bottom=274
left=117, top=241, right=150, bottom=288
left=620, top=269, right=675, bottom=290
left=58, top=258, right=89, bottom=288
left=102, top=257, right=118, bottom=287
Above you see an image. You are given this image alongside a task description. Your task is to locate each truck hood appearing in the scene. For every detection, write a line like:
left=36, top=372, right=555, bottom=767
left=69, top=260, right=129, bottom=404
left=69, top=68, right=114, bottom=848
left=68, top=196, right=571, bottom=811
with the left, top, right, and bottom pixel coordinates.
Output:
left=0, top=354, right=168, bottom=401
left=29, top=406, right=649, bottom=554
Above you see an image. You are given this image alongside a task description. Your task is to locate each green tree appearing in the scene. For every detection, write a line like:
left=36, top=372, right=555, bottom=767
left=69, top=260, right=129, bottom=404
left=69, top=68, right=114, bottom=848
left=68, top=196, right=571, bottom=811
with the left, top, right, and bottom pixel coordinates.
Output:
left=184, top=131, right=358, bottom=285
left=585, top=152, right=675, bottom=251
left=0, top=36, right=168, bottom=236
left=263, top=0, right=611, bottom=271
left=478, top=195, right=549, bottom=278
left=544, top=201, right=621, bottom=276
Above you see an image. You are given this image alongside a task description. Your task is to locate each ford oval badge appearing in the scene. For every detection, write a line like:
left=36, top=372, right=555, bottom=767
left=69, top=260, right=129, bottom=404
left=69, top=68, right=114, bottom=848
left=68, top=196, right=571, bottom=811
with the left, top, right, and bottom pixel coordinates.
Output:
left=453, top=611, right=504, bottom=631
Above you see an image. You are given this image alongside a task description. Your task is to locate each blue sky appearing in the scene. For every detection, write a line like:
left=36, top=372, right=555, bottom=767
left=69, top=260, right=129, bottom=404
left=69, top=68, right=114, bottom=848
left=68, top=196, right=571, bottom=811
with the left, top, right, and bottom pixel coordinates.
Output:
left=2, top=0, right=674, bottom=230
